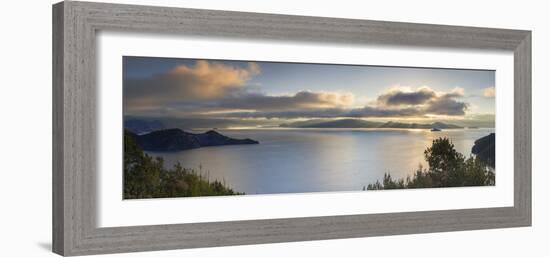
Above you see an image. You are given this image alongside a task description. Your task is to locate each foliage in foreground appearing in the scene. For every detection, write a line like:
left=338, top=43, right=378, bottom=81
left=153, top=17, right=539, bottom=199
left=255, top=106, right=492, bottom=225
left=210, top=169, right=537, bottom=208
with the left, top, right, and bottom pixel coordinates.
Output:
left=124, top=132, right=241, bottom=199
left=367, top=137, right=495, bottom=190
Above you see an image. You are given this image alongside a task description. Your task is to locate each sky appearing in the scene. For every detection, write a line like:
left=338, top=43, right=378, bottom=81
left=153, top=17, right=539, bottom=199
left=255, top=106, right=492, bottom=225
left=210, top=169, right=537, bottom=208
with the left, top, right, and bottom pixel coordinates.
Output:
left=123, top=56, right=496, bottom=129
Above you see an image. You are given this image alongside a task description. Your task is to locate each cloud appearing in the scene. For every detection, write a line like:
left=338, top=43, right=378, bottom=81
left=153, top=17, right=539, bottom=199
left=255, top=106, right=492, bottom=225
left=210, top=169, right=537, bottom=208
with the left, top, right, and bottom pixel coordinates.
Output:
left=124, top=60, right=260, bottom=110
left=424, top=96, right=468, bottom=115
left=125, top=62, right=470, bottom=121
left=222, top=106, right=423, bottom=119
left=447, top=87, right=465, bottom=97
left=483, top=87, right=495, bottom=98
left=377, top=86, right=465, bottom=106
left=124, top=60, right=356, bottom=117
left=379, top=86, right=467, bottom=115
left=218, top=91, right=355, bottom=111
left=223, top=86, right=468, bottom=119
left=377, top=86, right=436, bottom=106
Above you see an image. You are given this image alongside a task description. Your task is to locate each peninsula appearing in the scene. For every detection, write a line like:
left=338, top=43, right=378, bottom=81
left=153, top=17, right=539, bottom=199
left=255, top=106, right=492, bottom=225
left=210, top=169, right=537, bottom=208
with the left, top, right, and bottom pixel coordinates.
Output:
left=126, top=129, right=259, bottom=152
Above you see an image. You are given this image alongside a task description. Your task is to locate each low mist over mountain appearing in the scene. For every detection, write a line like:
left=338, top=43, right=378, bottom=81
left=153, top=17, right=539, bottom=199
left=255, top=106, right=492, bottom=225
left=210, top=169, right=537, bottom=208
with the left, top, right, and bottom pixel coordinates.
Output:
left=280, top=119, right=462, bottom=129
left=124, top=119, right=165, bottom=135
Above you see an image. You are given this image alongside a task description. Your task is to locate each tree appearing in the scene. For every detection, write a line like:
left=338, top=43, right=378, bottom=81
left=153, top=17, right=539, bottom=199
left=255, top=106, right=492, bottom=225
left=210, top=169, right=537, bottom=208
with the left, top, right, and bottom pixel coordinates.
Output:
left=424, top=138, right=465, bottom=187
left=123, top=130, right=241, bottom=199
left=367, top=137, right=495, bottom=190
left=124, top=131, right=162, bottom=198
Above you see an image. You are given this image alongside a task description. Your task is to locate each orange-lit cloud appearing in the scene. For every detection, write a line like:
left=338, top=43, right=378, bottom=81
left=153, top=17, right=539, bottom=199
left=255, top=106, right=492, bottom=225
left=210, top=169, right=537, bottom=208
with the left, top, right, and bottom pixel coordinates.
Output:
left=125, top=60, right=358, bottom=114
left=124, top=60, right=260, bottom=109
left=483, top=87, right=496, bottom=98
left=125, top=61, right=470, bottom=121
left=218, top=91, right=355, bottom=111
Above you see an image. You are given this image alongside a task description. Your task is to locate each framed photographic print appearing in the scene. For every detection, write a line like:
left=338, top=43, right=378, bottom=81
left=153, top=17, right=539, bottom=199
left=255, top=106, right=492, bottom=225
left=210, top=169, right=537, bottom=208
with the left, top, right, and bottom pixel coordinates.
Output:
left=53, top=1, right=531, bottom=256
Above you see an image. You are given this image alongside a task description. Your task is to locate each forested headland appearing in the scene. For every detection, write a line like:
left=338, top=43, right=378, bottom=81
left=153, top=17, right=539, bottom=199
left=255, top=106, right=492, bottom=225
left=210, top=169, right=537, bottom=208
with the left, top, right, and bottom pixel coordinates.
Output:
left=367, top=136, right=495, bottom=190
left=124, top=131, right=241, bottom=199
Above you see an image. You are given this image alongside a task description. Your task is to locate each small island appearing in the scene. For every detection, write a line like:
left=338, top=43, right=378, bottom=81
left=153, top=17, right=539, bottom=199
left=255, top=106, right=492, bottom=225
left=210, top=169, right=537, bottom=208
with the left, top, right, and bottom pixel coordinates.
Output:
left=126, top=128, right=259, bottom=152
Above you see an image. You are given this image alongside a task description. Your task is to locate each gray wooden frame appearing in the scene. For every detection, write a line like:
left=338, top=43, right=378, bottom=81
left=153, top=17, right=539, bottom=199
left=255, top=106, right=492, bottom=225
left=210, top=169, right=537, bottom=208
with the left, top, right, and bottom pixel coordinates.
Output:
left=52, top=1, right=531, bottom=256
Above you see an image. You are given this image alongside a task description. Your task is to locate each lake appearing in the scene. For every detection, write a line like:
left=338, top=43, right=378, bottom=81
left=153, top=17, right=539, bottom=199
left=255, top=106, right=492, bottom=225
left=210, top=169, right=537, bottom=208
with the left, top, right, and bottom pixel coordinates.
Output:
left=147, top=128, right=495, bottom=195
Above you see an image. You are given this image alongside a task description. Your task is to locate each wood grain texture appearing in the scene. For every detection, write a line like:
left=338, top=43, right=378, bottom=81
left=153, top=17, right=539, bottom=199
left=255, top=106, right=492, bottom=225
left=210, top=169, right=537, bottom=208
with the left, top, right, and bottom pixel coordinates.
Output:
left=52, top=2, right=65, bottom=255
left=52, top=1, right=532, bottom=256
left=514, top=32, right=532, bottom=224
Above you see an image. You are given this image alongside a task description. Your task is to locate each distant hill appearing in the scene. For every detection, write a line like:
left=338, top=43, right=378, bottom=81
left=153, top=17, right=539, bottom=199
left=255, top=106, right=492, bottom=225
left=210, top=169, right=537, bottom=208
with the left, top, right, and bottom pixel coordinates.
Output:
left=280, top=119, right=462, bottom=129
left=471, top=133, right=495, bottom=168
left=282, top=119, right=382, bottom=128
left=378, top=121, right=462, bottom=129
left=124, top=119, right=165, bottom=135
left=126, top=129, right=259, bottom=152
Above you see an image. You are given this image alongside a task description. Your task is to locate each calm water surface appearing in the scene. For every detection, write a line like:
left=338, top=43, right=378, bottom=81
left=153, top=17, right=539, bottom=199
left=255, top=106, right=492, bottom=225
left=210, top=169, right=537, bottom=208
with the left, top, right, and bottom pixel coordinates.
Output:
left=147, top=128, right=494, bottom=195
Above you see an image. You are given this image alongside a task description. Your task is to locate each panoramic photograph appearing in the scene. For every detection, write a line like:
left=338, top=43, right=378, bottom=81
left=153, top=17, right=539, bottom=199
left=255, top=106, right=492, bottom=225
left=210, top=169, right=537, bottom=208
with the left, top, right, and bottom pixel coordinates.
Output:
left=123, top=56, right=496, bottom=199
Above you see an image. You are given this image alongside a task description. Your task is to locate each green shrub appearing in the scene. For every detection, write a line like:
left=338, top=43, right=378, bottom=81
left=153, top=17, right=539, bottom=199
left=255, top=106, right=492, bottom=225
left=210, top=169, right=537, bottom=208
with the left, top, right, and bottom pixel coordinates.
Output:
left=367, top=137, right=495, bottom=190
left=124, top=131, right=241, bottom=199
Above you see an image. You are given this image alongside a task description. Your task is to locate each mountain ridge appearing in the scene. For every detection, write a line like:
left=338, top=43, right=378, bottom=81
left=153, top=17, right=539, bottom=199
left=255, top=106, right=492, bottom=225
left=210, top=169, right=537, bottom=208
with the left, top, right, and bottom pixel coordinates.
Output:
left=280, top=119, right=463, bottom=129
left=126, top=128, right=259, bottom=152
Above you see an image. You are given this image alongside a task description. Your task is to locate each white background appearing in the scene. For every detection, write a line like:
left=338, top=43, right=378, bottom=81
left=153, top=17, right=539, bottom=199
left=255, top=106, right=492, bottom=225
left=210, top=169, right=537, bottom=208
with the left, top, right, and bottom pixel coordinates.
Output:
left=98, top=32, right=514, bottom=227
left=0, top=0, right=547, bottom=256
